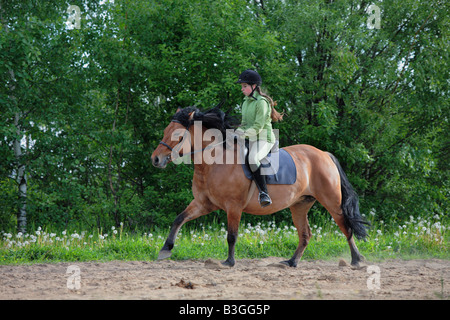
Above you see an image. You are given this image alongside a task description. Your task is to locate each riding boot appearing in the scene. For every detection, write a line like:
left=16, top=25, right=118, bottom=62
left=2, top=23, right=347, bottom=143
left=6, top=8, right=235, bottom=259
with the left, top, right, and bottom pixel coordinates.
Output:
left=252, top=166, right=272, bottom=208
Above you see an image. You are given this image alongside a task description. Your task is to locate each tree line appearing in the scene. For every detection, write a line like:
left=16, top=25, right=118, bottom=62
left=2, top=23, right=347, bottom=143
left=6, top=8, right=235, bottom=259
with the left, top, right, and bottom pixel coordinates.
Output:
left=1, top=0, right=448, bottom=232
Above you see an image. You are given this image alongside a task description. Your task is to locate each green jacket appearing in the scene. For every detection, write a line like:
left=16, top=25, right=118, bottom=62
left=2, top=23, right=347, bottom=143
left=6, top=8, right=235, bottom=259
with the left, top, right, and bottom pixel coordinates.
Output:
left=237, top=91, right=275, bottom=143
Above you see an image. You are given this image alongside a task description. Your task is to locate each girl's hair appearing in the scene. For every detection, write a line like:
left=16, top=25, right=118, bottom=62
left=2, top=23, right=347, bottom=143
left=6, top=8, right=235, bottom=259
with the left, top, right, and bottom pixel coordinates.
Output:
left=256, top=87, right=284, bottom=122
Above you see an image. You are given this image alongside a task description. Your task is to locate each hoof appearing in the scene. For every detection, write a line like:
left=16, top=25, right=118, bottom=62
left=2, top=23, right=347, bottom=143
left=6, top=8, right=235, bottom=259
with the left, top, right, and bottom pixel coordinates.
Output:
left=221, top=259, right=235, bottom=267
left=280, top=260, right=297, bottom=268
left=350, top=261, right=367, bottom=270
left=158, top=249, right=172, bottom=260
left=350, top=255, right=365, bottom=267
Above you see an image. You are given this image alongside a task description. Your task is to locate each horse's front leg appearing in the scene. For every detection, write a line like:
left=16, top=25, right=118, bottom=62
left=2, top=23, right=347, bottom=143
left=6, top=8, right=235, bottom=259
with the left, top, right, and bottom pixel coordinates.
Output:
left=222, top=208, right=242, bottom=267
left=158, top=200, right=210, bottom=260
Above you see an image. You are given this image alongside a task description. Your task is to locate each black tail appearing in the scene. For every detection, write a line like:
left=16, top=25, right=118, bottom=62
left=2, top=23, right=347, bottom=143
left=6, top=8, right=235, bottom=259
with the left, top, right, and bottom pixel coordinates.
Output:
left=328, top=153, right=370, bottom=240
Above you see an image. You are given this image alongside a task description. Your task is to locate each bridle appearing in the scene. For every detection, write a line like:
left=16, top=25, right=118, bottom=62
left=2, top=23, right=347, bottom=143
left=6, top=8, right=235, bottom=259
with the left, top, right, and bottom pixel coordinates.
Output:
left=158, top=120, right=190, bottom=154
left=158, top=140, right=175, bottom=151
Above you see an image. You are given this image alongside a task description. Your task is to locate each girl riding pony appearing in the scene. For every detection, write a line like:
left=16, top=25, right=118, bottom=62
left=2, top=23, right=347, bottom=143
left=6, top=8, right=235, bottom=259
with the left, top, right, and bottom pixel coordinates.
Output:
left=235, top=69, right=283, bottom=208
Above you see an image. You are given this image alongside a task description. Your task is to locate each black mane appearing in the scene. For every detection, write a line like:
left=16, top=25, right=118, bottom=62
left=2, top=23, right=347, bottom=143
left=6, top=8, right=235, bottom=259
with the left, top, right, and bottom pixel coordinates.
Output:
left=172, top=106, right=239, bottom=136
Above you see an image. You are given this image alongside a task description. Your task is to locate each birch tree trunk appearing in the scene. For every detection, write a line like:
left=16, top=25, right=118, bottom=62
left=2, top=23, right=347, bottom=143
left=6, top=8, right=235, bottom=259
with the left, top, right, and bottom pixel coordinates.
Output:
left=14, top=111, right=27, bottom=233
left=9, top=69, right=27, bottom=233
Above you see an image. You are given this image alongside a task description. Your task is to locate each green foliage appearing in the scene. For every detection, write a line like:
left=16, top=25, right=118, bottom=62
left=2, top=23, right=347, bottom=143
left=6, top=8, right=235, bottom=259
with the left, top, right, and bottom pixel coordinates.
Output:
left=1, top=216, right=448, bottom=264
left=0, top=0, right=448, bottom=233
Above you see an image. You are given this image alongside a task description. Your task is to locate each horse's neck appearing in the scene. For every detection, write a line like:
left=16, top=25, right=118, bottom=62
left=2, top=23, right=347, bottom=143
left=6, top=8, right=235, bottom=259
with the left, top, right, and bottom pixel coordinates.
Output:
left=189, top=125, right=243, bottom=174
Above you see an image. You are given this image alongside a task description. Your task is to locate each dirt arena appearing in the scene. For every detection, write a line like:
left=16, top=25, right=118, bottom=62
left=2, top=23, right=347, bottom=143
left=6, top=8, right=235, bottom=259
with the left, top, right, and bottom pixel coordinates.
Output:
left=0, top=257, right=448, bottom=300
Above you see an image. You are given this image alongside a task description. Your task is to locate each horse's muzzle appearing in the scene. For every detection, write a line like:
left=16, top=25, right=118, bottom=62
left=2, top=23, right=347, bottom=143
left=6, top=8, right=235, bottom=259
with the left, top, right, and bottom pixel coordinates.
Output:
left=152, top=153, right=171, bottom=168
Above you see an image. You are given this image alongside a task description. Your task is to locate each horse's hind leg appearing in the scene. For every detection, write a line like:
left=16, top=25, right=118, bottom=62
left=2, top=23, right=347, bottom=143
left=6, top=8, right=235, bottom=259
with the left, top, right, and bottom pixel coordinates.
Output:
left=315, top=195, right=364, bottom=266
left=336, top=213, right=364, bottom=266
left=281, top=197, right=316, bottom=267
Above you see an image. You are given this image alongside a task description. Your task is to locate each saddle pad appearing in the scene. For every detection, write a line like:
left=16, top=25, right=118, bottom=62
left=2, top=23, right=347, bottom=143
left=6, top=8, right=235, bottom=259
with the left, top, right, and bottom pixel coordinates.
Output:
left=242, top=148, right=297, bottom=185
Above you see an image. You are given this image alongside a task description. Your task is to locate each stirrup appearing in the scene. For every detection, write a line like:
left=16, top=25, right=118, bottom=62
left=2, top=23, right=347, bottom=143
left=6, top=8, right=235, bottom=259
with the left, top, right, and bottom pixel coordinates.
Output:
left=258, top=192, right=272, bottom=208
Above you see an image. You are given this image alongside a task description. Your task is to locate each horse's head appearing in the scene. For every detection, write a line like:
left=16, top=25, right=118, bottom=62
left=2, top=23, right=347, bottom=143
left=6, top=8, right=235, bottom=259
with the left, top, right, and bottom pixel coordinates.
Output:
left=151, top=108, right=195, bottom=168
left=152, top=104, right=238, bottom=168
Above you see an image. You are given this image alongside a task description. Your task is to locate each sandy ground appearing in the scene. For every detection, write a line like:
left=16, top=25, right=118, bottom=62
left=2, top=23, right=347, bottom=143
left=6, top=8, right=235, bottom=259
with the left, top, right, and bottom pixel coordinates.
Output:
left=0, top=257, right=448, bottom=300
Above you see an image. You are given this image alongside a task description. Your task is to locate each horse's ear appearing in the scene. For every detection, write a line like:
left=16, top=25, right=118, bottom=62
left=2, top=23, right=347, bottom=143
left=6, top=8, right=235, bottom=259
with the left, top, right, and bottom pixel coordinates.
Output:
left=188, top=111, right=195, bottom=120
left=176, top=107, right=182, bottom=113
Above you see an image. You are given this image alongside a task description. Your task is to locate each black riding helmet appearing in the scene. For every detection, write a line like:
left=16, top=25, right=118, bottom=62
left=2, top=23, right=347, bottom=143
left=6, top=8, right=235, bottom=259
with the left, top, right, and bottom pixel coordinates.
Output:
left=236, top=69, right=262, bottom=100
left=236, top=69, right=262, bottom=86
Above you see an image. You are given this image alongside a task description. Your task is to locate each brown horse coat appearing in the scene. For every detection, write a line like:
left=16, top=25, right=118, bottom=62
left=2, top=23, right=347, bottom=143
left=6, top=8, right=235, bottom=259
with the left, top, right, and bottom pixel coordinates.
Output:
left=152, top=107, right=368, bottom=267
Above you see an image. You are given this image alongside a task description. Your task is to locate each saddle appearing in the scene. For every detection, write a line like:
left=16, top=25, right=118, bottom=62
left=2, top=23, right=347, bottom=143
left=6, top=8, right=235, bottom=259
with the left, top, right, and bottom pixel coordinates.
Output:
left=241, top=141, right=297, bottom=185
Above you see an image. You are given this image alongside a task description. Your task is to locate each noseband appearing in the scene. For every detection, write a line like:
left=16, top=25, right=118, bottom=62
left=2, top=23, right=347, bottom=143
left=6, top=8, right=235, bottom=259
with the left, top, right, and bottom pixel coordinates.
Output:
left=159, top=140, right=174, bottom=151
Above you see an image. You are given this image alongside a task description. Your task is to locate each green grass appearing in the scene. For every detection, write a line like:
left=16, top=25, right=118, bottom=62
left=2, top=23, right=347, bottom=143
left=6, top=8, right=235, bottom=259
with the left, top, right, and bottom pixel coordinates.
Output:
left=1, top=214, right=448, bottom=265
